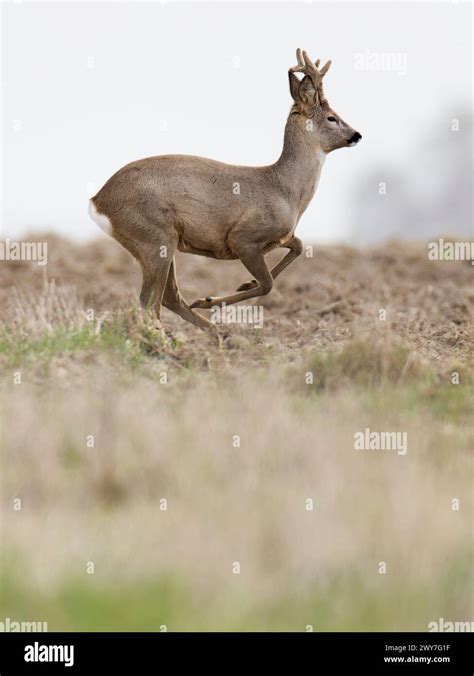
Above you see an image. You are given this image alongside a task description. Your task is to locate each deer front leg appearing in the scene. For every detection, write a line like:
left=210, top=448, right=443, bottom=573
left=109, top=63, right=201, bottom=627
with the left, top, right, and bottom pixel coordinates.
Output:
left=236, top=236, right=303, bottom=291
left=163, top=259, right=215, bottom=330
left=190, top=247, right=273, bottom=309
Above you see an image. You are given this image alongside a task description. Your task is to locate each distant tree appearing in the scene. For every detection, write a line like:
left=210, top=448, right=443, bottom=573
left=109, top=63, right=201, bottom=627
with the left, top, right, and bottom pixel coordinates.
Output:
left=350, top=109, right=473, bottom=243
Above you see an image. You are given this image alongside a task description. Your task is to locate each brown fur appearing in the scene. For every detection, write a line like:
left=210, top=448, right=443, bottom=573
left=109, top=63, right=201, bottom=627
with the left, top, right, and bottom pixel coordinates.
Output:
left=91, top=49, right=361, bottom=330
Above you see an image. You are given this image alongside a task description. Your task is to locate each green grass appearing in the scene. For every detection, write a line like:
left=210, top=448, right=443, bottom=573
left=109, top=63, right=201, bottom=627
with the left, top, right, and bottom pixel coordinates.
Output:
left=304, top=338, right=431, bottom=391
left=295, top=338, right=474, bottom=425
left=1, top=314, right=472, bottom=632
left=0, top=310, right=172, bottom=372
left=2, top=551, right=471, bottom=631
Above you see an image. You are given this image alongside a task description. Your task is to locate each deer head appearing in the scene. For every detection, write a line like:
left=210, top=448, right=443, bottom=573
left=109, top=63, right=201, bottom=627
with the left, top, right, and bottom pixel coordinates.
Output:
left=288, top=48, right=361, bottom=153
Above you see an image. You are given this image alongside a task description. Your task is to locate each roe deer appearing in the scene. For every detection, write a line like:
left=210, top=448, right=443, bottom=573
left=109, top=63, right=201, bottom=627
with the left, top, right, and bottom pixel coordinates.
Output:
left=89, top=49, right=361, bottom=330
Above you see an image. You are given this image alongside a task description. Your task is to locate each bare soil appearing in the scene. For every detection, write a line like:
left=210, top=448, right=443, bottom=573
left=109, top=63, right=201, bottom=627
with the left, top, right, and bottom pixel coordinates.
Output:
left=1, top=233, right=472, bottom=368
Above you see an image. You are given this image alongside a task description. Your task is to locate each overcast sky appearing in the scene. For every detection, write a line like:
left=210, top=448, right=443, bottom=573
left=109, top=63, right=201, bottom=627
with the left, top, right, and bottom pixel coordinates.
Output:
left=1, top=1, right=472, bottom=242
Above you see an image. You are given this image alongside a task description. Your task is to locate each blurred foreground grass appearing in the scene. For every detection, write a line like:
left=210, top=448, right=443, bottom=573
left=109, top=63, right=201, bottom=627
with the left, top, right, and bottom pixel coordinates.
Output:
left=2, top=554, right=471, bottom=631
left=0, top=285, right=472, bottom=631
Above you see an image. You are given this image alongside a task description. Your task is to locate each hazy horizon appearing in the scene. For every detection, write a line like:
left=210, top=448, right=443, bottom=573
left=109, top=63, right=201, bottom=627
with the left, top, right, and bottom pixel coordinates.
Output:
left=2, top=1, right=472, bottom=244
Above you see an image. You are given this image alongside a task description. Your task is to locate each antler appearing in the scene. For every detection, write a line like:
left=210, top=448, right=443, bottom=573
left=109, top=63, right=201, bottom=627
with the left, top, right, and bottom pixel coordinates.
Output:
left=289, top=48, right=331, bottom=105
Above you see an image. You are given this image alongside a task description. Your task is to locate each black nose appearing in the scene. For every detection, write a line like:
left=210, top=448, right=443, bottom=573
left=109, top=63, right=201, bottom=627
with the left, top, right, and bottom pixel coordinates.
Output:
left=349, top=132, right=362, bottom=144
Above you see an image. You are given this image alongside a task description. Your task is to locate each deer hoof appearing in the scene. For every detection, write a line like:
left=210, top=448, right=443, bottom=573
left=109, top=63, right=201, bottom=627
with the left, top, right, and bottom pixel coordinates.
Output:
left=236, top=280, right=257, bottom=291
left=190, top=297, right=215, bottom=309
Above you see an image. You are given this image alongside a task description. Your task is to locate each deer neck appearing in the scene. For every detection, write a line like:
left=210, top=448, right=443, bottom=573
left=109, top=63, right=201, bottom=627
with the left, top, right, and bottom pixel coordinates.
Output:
left=274, top=113, right=326, bottom=216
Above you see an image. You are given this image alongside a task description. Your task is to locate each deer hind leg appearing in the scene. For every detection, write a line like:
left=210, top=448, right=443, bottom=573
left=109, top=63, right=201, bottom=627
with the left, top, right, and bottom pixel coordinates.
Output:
left=133, top=233, right=180, bottom=321
left=139, top=257, right=173, bottom=322
left=236, top=236, right=303, bottom=291
left=162, top=258, right=214, bottom=330
left=190, top=246, right=273, bottom=309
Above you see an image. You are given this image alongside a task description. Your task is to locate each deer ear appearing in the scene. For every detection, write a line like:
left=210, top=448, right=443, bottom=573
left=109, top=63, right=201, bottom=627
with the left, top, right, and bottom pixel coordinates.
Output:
left=288, top=71, right=301, bottom=102
left=298, top=75, right=317, bottom=105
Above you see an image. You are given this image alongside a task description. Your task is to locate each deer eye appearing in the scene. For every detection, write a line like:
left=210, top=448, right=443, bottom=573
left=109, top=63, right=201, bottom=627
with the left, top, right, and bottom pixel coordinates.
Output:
left=327, top=116, right=337, bottom=123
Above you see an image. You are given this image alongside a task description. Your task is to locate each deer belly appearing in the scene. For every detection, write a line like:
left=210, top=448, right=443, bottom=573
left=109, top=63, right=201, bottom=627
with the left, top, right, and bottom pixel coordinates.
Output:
left=177, top=234, right=237, bottom=260
left=263, top=229, right=294, bottom=254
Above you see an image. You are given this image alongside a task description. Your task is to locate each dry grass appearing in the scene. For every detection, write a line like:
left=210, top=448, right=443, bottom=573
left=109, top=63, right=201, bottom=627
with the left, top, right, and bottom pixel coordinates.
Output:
left=0, top=233, right=472, bottom=368
left=0, top=234, right=472, bottom=630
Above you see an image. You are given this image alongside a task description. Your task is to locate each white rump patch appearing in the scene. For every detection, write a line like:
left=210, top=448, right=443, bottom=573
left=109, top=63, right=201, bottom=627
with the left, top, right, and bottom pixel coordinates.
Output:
left=88, top=199, right=113, bottom=236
